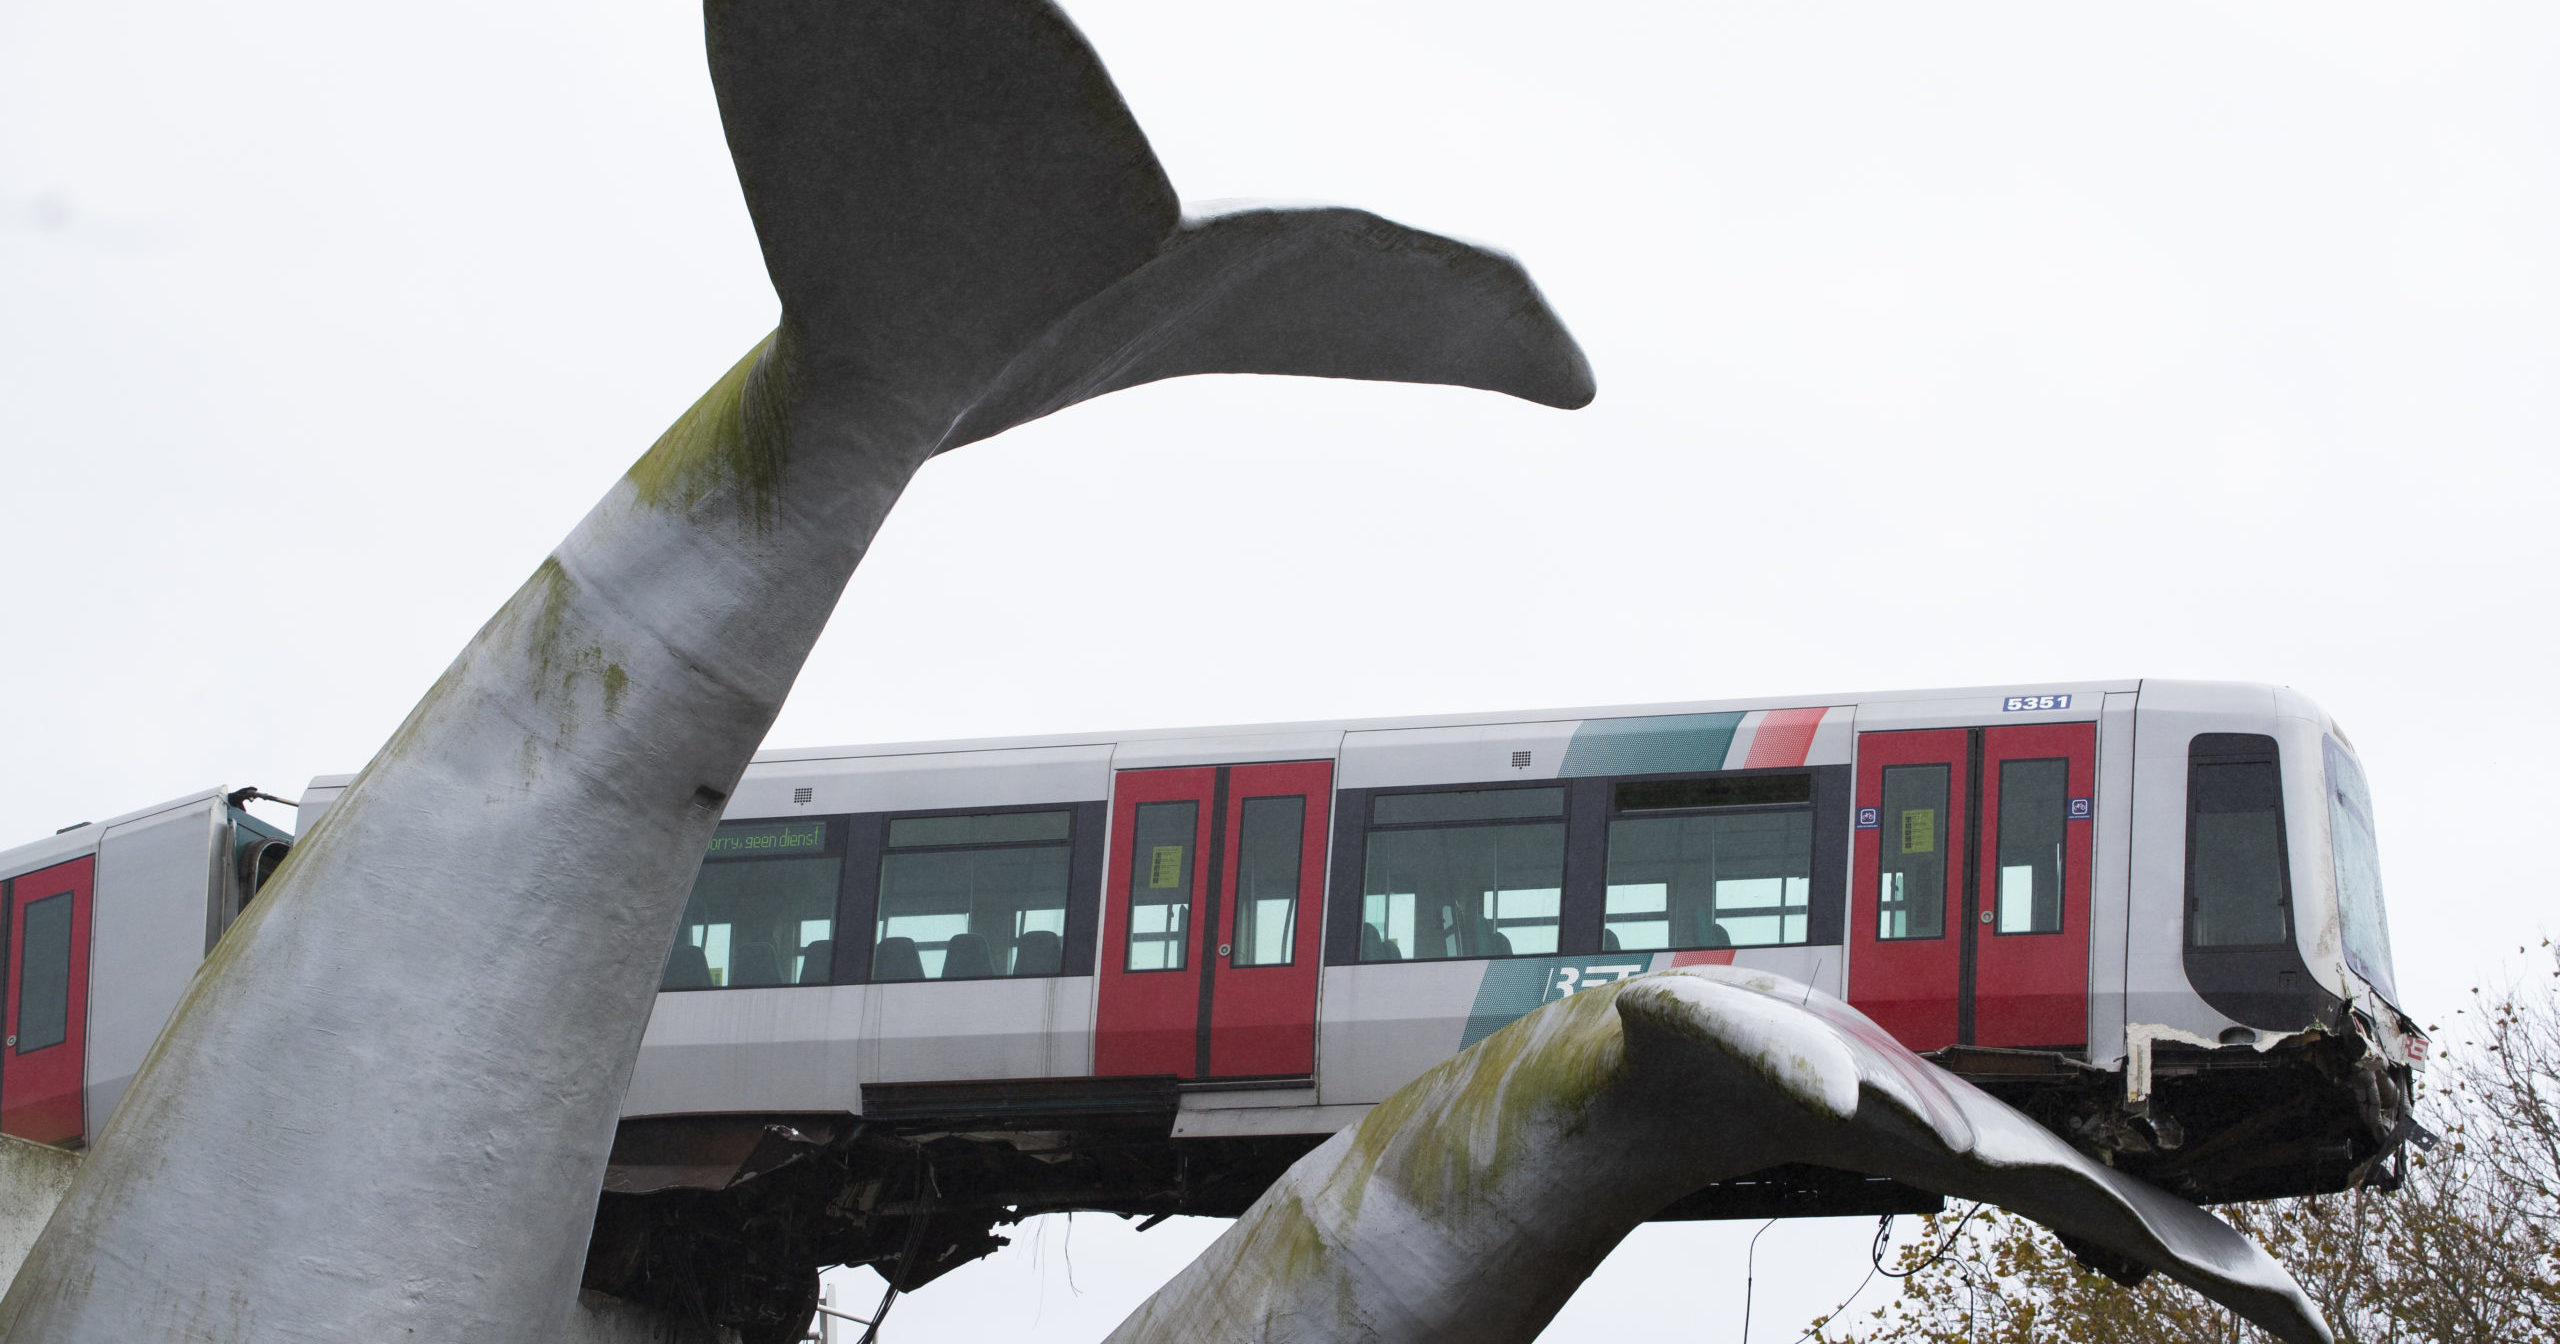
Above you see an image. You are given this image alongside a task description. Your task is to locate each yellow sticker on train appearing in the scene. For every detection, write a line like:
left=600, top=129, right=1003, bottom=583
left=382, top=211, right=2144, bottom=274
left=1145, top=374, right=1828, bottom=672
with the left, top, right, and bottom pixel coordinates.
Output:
left=1148, top=845, right=1185, bottom=888
left=1900, top=809, right=1935, bottom=854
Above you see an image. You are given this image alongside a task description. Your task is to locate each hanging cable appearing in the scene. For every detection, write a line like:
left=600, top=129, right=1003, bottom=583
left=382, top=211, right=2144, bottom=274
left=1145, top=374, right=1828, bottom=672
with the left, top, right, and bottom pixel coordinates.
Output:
left=1874, top=1201, right=1986, bottom=1278
left=1741, top=1218, right=1779, bottom=1344
left=1062, top=1211, right=1080, bottom=1295
left=1945, top=1252, right=1990, bottom=1339
left=1780, top=1203, right=1990, bottom=1344
left=1786, top=1260, right=1879, bottom=1344
left=856, top=1153, right=937, bottom=1344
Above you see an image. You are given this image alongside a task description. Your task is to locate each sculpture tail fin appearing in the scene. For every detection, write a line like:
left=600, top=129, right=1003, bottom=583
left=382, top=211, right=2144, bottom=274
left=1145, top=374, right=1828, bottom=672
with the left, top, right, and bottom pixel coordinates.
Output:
left=1617, top=972, right=2335, bottom=1344
left=942, top=205, right=1595, bottom=451
left=708, top=0, right=1592, bottom=443
left=708, top=0, right=1181, bottom=409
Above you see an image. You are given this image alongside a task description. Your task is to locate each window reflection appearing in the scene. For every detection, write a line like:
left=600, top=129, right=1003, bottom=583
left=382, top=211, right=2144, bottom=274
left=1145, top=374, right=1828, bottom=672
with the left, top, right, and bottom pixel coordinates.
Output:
left=1124, top=802, right=1196, bottom=973
left=1359, top=788, right=1564, bottom=961
left=1605, top=797, right=1813, bottom=951
left=2187, top=744, right=2290, bottom=948
left=1993, top=758, right=2068, bottom=935
left=1877, top=765, right=1949, bottom=941
left=876, top=810, right=1074, bottom=980
left=1230, top=797, right=1304, bottom=968
left=664, top=820, right=840, bottom=990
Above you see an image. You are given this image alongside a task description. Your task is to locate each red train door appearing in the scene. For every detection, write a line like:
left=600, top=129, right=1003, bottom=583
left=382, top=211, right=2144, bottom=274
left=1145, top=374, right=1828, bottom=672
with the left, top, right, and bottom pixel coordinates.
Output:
left=1095, top=762, right=1331, bottom=1079
left=3, top=856, right=94, bottom=1143
left=1973, top=724, right=2096, bottom=1049
left=1847, top=731, right=1970, bottom=1051
left=1847, top=725, right=2095, bottom=1054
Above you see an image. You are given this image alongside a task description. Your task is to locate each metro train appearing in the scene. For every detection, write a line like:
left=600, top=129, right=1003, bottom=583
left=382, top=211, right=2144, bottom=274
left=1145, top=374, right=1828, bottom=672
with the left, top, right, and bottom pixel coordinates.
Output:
left=0, top=678, right=2425, bottom=1339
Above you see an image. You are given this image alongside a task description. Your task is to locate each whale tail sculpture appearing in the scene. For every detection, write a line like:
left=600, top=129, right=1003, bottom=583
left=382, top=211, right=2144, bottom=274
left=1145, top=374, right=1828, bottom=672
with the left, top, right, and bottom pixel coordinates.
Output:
left=1109, top=967, right=2333, bottom=1344
left=707, top=0, right=1591, bottom=462
left=0, top=4, right=1588, bottom=1342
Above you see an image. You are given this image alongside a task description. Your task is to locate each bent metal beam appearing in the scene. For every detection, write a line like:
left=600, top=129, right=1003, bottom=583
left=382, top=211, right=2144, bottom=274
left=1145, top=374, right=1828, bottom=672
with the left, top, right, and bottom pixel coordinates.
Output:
left=1107, top=967, right=2334, bottom=1344
left=0, top=4, right=1590, bottom=1341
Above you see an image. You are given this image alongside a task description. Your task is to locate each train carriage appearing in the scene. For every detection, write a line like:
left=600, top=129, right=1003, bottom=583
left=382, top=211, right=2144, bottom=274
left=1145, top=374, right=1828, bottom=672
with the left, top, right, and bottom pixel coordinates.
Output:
left=1, top=677, right=2424, bottom=1336
left=0, top=788, right=287, bottom=1146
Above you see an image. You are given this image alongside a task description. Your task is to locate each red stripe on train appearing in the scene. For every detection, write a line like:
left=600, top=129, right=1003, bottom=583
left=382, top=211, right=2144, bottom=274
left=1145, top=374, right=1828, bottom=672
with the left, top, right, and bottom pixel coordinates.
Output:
left=1742, top=707, right=1827, bottom=768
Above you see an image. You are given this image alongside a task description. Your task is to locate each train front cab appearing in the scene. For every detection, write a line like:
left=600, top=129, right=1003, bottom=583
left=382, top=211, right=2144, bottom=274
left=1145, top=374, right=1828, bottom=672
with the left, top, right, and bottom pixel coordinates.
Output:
left=1833, top=679, right=2418, bottom=1204
left=2104, top=680, right=2422, bottom=1202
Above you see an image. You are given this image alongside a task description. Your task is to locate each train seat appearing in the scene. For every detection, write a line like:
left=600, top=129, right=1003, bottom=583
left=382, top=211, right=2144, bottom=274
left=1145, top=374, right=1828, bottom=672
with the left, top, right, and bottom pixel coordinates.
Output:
left=663, top=942, right=713, bottom=989
left=1012, top=930, right=1061, bottom=976
left=728, top=944, right=783, bottom=987
left=797, top=940, right=832, bottom=985
left=872, top=937, right=923, bottom=982
left=942, top=933, right=995, bottom=980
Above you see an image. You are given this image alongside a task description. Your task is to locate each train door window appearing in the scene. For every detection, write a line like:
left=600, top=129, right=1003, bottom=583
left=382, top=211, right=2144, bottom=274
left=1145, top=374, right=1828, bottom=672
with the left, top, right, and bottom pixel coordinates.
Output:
left=1124, top=802, right=1197, bottom=972
left=1360, top=787, right=1565, bottom=961
left=874, top=809, right=1074, bottom=980
left=1994, top=758, right=2068, bottom=934
left=1229, top=797, right=1304, bottom=968
left=2186, top=736, right=2290, bottom=948
left=664, top=820, right=844, bottom=989
left=12, top=893, right=72, bottom=1053
left=1603, top=775, right=1814, bottom=951
left=1877, top=764, right=1950, bottom=940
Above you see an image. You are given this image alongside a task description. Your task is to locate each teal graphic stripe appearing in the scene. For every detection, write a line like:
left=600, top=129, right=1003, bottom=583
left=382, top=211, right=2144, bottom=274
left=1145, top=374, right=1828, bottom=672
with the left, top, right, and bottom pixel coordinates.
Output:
left=1558, top=712, right=1745, bottom=777
left=1459, top=955, right=1657, bottom=1048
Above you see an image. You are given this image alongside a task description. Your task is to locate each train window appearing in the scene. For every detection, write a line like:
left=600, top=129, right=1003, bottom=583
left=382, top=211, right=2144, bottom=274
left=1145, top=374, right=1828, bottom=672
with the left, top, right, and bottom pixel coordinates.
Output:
left=2322, top=736, right=2399, bottom=1002
left=2186, top=736, right=2291, bottom=948
left=1230, top=797, right=1304, bottom=967
left=13, top=891, right=73, bottom=1053
left=1876, top=764, right=1949, bottom=940
left=1124, top=802, right=1197, bottom=972
left=1359, top=787, right=1565, bottom=961
left=665, top=820, right=841, bottom=989
left=1603, top=776, right=1814, bottom=950
left=1994, top=758, right=2067, bottom=935
left=876, top=809, right=1075, bottom=980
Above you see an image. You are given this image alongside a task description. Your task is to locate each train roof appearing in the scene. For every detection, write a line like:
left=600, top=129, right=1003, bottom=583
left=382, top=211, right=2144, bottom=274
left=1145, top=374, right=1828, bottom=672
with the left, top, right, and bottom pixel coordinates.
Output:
left=297, top=677, right=2362, bottom=792
left=287, top=678, right=2353, bottom=833
left=0, top=786, right=238, bottom=882
left=739, top=676, right=2159, bottom=765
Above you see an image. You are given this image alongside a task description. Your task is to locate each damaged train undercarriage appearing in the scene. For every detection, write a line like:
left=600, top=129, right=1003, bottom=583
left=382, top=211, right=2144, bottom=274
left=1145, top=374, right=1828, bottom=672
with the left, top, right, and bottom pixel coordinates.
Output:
left=580, top=1030, right=2419, bottom=1344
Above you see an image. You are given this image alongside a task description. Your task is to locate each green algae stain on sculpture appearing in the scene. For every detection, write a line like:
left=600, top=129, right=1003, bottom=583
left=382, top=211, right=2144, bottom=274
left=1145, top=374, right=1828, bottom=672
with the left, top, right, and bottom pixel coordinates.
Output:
left=1343, top=977, right=1626, bottom=1224
left=625, top=330, right=798, bottom=527
left=1106, top=969, right=2338, bottom=1344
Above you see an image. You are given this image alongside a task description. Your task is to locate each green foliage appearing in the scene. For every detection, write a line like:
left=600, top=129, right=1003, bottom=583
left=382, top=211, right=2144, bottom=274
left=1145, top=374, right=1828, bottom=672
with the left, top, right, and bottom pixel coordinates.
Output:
left=1812, top=965, right=2560, bottom=1344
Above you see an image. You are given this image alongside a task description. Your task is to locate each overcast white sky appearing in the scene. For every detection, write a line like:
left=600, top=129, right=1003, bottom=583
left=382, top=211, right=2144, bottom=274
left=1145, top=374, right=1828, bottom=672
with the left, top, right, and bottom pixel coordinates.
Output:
left=5, top=0, right=2556, bottom=1337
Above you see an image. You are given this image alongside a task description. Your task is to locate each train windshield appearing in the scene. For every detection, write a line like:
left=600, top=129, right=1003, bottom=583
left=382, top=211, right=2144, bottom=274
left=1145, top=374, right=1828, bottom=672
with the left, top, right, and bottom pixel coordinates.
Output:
left=2322, top=736, right=2400, bottom=1006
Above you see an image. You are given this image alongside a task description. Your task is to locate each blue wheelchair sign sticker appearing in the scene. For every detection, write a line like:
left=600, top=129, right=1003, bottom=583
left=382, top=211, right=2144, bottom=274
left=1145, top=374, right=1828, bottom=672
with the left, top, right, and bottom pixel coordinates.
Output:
left=2068, top=797, right=2093, bottom=820
left=1856, top=806, right=1881, bottom=829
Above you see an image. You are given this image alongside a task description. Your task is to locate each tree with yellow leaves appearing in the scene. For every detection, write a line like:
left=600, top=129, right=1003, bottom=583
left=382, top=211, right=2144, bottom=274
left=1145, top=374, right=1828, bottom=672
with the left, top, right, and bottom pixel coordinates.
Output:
left=1814, top=963, right=2559, bottom=1344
